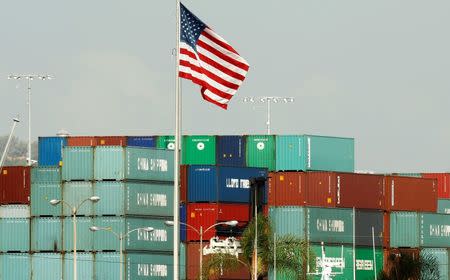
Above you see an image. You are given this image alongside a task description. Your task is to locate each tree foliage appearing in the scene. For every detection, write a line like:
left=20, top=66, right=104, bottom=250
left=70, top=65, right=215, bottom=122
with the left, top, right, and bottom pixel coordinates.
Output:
left=0, top=135, right=37, bottom=166
left=378, top=251, right=440, bottom=280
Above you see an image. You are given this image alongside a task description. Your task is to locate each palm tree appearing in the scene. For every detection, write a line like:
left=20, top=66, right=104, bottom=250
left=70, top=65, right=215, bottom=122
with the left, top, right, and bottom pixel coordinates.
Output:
left=378, top=250, right=440, bottom=280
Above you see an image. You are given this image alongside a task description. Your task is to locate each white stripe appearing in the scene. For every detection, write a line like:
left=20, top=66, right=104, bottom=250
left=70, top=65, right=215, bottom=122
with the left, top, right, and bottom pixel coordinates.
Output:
left=196, top=45, right=248, bottom=77
left=199, top=34, right=248, bottom=67
left=179, top=65, right=237, bottom=95
left=202, top=89, right=230, bottom=104
left=203, top=28, right=249, bottom=66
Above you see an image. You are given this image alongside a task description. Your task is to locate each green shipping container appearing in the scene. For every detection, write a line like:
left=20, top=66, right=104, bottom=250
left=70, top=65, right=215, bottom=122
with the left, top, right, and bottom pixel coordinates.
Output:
left=246, top=135, right=276, bottom=170
left=156, top=136, right=175, bottom=150
left=182, top=135, right=216, bottom=165
left=390, top=212, right=419, bottom=248
left=31, top=253, right=62, bottom=280
left=62, top=146, right=94, bottom=181
left=0, top=218, right=30, bottom=252
left=62, top=182, right=94, bottom=216
left=309, top=244, right=354, bottom=280
left=31, top=217, right=62, bottom=252
left=94, top=181, right=174, bottom=216
left=92, top=217, right=173, bottom=252
left=0, top=253, right=30, bottom=280
left=420, top=213, right=450, bottom=247
left=421, top=248, right=449, bottom=280
left=438, top=199, right=450, bottom=214
left=31, top=183, right=62, bottom=217
left=355, top=247, right=383, bottom=280
left=64, top=252, right=94, bottom=280
left=63, top=217, right=93, bottom=252
left=31, top=166, right=61, bottom=183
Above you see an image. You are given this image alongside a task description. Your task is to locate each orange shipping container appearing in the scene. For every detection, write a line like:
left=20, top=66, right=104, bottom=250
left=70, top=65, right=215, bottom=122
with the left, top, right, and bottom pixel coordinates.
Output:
left=67, top=136, right=97, bottom=146
left=95, top=136, right=127, bottom=146
left=422, top=173, right=450, bottom=199
left=268, top=172, right=306, bottom=206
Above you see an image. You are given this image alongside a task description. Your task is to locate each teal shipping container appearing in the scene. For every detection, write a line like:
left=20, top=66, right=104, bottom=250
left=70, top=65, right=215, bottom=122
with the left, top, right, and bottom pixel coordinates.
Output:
left=438, top=199, right=450, bottom=214
left=62, top=182, right=94, bottom=216
left=63, top=217, right=93, bottom=252
left=94, top=181, right=173, bottom=216
left=94, top=147, right=174, bottom=182
left=181, top=135, right=216, bottom=165
left=246, top=135, right=276, bottom=170
left=180, top=242, right=186, bottom=280
left=94, top=252, right=120, bottom=279
left=92, top=216, right=173, bottom=252
left=64, top=252, right=94, bottom=280
left=0, top=218, right=30, bottom=252
left=31, top=183, right=62, bottom=216
left=62, top=146, right=94, bottom=181
left=31, top=253, right=62, bottom=280
left=269, top=206, right=353, bottom=244
left=421, top=248, right=449, bottom=280
left=420, top=213, right=450, bottom=247
left=31, top=166, right=61, bottom=183
left=31, top=217, right=62, bottom=252
left=390, top=212, right=419, bottom=248
left=0, top=253, right=30, bottom=280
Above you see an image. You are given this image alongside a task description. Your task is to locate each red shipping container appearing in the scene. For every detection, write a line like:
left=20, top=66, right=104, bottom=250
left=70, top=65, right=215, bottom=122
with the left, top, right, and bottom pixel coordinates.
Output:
left=0, top=166, right=30, bottom=204
left=186, top=203, right=250, bottom=241
left=383, top=212, right=390, bottom=248
left=67, top=136, right=97, bottom=146
left=268, top=172, right=306, bottom=206
left=95, top=136, right=127, bottom=146
left=186, top=242, right=250, bottom=280
left=422, top=173, right=450, bottom=199
left=384, top=176, right=437, bottom=212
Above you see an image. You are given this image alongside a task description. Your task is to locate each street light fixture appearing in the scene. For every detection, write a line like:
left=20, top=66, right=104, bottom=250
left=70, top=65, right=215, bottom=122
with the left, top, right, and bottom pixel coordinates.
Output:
left=89, top=226, right=154, bottom=280
left=165, top=220, right=238, bottom=280
left=8, top=74, right=53, bottom=166
left=50, top=196, right=100, bottom=280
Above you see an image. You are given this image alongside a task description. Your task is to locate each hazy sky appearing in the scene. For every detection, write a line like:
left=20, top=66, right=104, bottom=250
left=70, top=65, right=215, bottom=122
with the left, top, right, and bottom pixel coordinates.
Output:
left=1, top=1, right=449, bottom=173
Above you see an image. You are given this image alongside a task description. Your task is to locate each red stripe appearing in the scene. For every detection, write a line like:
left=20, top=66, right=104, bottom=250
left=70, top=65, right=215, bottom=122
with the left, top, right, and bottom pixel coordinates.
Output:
left=198, top=53, right=246, bottom=81
left=180, top=59, right=239, bottom=90
left=201, top=88, right=228, bottom=110
left=179, top=70, right=234, bottom=100
left=197, top=40, right=250, bottom=71
left=202, top=28, right=239, bottom=55
left=180, top=48, right=197, bottom=60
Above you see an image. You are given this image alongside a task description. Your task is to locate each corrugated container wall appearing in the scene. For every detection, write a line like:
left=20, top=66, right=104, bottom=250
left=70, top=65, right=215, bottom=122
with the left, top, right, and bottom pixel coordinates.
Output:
left=246, top=135, right=276, bottom=171
left=94, top=252, right=119, bottom=279
left=62, top=182, right=94, bottom=216
left=66, top=136, right=97, bottom=146
left=182, top=135, right=216, bottom=165
left=0, top=166, right=30, bottom=204
left=355, top=247, right=384, bottom=280
left=31, top=253, right=62, bottom=280
left=216, top=135, right=246, bottom=167
left=0, top=218, right=30, bottom=252
left=422, top=173, right=450, bottom=198
left=95, top=136, right=127, bottom=146
left=62, top=146, right=94, bottom=181
left=420, top=248, right=449, bottom=280
left=63, top=217, right=93, bottom=252
left=0, top=253, right=31, bottom=280
left=31, top=183, right=62, bottom=217
left=384, top=176, right=437, bottom=212
left=63, top=252, right=94, bottom=280
left=156, top=136, right=175, bottom=150
left=420, top=213, right=450, bottom=247
left=268, top=172, right=307, bottom=206
left=180, top=242, right=186, bottom=280
left=125, top=252, right=173, bottom=279
left=126, top=147, right=174, bottom=182
left=38, top=136, right=67, bottom=166
left=180, top=203, right=187, bottom=242
left=438, top=199, right=450, bottom=214
left=269, top=206, right=305, bottom=238
left=31, top=217, right=62, bottom=252
left=31, top=166, right=61, bottom=183
left=308, top=244, right=354, bottom=280
left=355, top=210, right=384, bottom=247
left=389, top=211, right=419, bottom=248
left=127, top=136, right=157, bottom=148
left=0, top=204, right=30, bottom=218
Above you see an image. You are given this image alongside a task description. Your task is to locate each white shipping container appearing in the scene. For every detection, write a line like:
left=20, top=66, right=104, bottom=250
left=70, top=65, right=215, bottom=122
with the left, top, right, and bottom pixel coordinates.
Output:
left=0, top=205, right=30, bottom=218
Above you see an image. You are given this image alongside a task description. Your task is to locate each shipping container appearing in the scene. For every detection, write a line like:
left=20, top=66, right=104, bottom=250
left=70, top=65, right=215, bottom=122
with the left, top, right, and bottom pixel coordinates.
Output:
left=180, top=165, right=188, bottom=202
left=0, top=166, right=30, bottom=204
left=246, top=135, right=276, bottom=171
left=438, top=199, right=450, bottom=214
left=31, top=252, right=62, bottom=280
left=38, top=136, right=67, bottom=166
left=355, top=210, right=384, bottom=247
left=62, top=181, right=94, bottom=216
left=384, top=176, right=437, bottom=212
left=94, top=252, right=119, bottom=279
left=63, top=217, right=93, bottom=252
left=92, top=216, right=173, bottom=252
left=95, top=136, right=127, bottom=146
left=63, top=252, right=94, bottom=280
left=0, top=204, right=30, bottom=218
left=31, top=166, right=61, bottom=183
left=0, top=218, right=30, bottom=252
left=355, top=247, right=384, bottom=280
left=392, top=172, right=422, bottom=177
left=182, top=135, right=216, bottom=165
left=389, top=212, right=419, bottom=248
left=94, top=147, right=174, bottom=182
left=420, top=213, right=450, bottom=247
left=67, top=136, right=97, bottom=146
left=307, top=244, right=354, bottom=280
left=180, top=242, right=186, bottom=280
left=268, top=172, right=307, bottom=206
left=420, top=248, right=449, bottom=280
left=0, top=253, right=30, bottom=280
left=62, top=146, right=94, bottom=181
left=156, top=135, right=175, bottom=150
left=422, top=173, right=450, bottom=199
left=31, top=183, right=62, bottom=217
left=269, top=206, right=305, bottom=238
left=31, top=217, right=62, bottom=252
left=127, top=136, right=157, bottom=148
left=216, top=135, right=246, bottom=167
left=275, top=135, right=354, bottom=172
left=186, top=203, right=250, bottom=241
left=94, top=181, right=173, bottom=216
left=180, top=203, right=187, bottom=242
left=184, top=165, right=267, bottom=203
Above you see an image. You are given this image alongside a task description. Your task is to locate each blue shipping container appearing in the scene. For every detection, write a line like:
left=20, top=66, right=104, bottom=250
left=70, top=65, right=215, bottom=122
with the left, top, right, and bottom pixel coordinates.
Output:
left=216, top=136, right=246, bottom=167
left=180, top=203, right=187, bottom=242
left=187, top=165, right=267, bottom=203
left=38, top=136, right=67, bottom=166
left=126, top=136, right=157, bottom=148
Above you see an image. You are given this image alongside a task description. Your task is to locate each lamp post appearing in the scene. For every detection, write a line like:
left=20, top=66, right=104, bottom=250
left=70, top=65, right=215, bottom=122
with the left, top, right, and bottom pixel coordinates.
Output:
left=243, top=96, right=295, bottom=135
left=8, top=74, right=53, bottom=166
left=90, top=226, right=154, bottom=280
left=165, top=220, right=238, bottom=280
left=50, top=196, right=100, bottom=280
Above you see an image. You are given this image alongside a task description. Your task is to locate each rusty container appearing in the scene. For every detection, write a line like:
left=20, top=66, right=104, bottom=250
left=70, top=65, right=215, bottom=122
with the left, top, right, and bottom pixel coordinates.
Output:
left=0, top=166, right=30, bottom=204
left=95, top=136, right=127, bottom=146
left=384, top=176, right=437, bottom=212
left=422, top=173, right=450, bottom=199
left=66, top=136, right=97, bottom=146
left=268, top=172, right=306, bottom=206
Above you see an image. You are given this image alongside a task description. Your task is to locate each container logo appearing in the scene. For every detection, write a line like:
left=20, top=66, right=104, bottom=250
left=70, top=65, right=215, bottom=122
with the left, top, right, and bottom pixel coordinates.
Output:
left=316, top=219, right=345, bottom=232
left=226, top=178, right=250, bottom=189
left=137, top=158, right=168, bottom=172
left=167, top=143, right=175, bottom=150
left=316, top=257, right=344, bottom=269
left=137, top=193, right=167, bottom=207
left=429, top=224, right=450, bottom=237
left=336, top=176, right=341, bottom=204
left=137, top=263, right=168, bottom=277
left=356, top=259, right=373, bottom=271
left=197, top=142, right=205, bottom=150
left=138, top=228, right=168, bottom=242
left=257, top=142, right=265, bottom=150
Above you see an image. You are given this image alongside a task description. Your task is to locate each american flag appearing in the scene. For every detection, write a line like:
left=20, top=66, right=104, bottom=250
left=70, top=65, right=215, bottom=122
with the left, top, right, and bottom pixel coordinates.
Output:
left=179, top=3, right=249, bottom=109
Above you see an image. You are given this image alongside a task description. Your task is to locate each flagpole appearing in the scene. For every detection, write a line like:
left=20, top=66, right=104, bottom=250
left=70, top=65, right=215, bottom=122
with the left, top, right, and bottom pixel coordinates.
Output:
left=174, top=0, right=181, bottom=279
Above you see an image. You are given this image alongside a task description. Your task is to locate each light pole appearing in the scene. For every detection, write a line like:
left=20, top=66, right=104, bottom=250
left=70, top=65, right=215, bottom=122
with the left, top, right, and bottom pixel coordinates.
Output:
left=8, top=74, right=53, bottom=166
left=243, top=96, right=295, bottom=135
left=50, top=196, right=100, bottom=280
left=165, top=220, right=238, bottom=280
left=90, top=226, right=154, bottom=280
